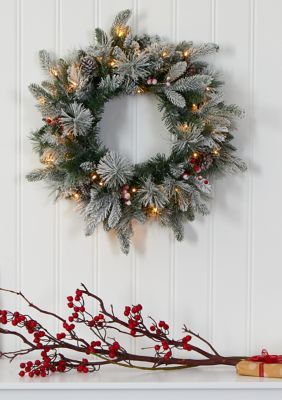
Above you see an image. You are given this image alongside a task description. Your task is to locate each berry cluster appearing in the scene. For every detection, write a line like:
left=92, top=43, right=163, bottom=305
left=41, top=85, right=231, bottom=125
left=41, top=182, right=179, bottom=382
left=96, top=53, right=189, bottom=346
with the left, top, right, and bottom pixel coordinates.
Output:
left=120, top=184, right=132, bottom=206
left=124, top=304, right=143, bottom=336
left=0, top=284, right=241, bottom=378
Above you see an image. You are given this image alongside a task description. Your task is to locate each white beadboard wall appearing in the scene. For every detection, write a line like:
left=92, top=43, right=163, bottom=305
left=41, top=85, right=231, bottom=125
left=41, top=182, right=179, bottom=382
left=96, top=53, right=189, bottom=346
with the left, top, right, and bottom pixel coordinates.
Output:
left=1, top=0, right=282, bottom=358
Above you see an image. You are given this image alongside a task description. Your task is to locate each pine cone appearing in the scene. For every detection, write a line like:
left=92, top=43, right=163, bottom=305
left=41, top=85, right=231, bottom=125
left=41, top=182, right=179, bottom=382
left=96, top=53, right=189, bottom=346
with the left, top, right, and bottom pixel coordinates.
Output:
left=80, top=56, right=97, bottom=76
left=187, top=64, right=197, bottom=76
left=201, top=154, right=213, bottom=170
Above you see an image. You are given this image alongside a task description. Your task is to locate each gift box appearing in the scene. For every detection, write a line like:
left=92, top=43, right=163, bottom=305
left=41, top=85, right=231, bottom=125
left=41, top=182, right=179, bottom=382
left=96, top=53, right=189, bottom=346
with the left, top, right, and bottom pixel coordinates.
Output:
left=236, top=349, right=282, bottom=378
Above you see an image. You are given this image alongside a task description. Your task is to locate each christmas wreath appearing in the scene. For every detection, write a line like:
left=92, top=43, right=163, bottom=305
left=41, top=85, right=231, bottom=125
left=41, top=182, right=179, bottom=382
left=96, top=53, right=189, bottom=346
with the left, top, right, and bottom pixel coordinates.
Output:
left=27, top=9, right=246, bottom=254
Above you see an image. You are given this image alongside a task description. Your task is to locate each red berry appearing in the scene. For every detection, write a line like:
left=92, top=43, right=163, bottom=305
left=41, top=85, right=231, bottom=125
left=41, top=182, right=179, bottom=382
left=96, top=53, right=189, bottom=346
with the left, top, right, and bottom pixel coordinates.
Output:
left=154, top=345, right=160, bottom=351
left=124, top=306, right=131, bottom=317
left=164, top=351, right=172, bottom=360
left=76, top=289, right=82, bottom=297
left=150, top=325, right=156, bottom=331
left=193, top=165, right=201, bottom=173
left=29, top=372, right=34, bottom=378
left=67, top=302, right=74, bottom=308
left=162, top=341, right=169, bottom=350
left=20, top=363, right=25, bottom=369
left=19, top=371, right=25, bottom=377
left=204, top=179, right=209, bottom=184
left=113, top=341, right=120, bottom=350
left=130, top=329, right=136, bottom=336
left=67, top=296, right=73, bottom=302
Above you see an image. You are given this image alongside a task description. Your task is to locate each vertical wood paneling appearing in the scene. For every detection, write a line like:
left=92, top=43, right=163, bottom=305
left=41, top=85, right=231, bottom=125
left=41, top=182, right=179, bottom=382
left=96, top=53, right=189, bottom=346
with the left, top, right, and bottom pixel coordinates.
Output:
left=0, top=0, right=17, bottom=350
left=21, top=0, right=57, bottom=332
left=212, top=0, right=251, bottom=354
left=133, top=0, right=173, bottom=332
left=59, top=0, right=95, bottom=319
left=251, top=0, right=282, bottom=354
left=97, top=0, right=135, bottom=353
left=174, top=0, right=213, bottom=341
left=1, top=0, right=282, bottom=356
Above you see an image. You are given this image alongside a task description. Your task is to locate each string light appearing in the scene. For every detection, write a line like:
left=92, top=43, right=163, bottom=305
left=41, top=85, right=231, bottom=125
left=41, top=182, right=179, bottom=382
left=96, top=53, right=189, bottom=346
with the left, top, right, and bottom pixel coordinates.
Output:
left=116, top=26, right=127, bottom=37
left=131, top=187, right=137, bottom=193
left=152, top=207, right=158, bottom=213
left=177, top=123, right=190, bottom=133
left=136, top=87, right=144, bottom=95
left=72, top=192, right=80, bottom=200
left=161, top=50, right=169, bottom=58
left=191, top=103, right=198, bottom=112
left=183, top=50, right=189, bottom=57
left=99, top=181, right=104, bottom=187
left=68, top=80, right=78, bottom=92
left=213, top=148, right=220, bottom=156
left=49, top=68, right=59, bottom=77
left=90, top=173, right=97, bottom=181
left=38, top=97, right=46, bottom=105
left=205, top=86, right=211, bottom=92
left=42, top=153, right=55, bottom=165
left=193, top=152, right=199, bottom=158
left=109, top=59, right=117, bottom=68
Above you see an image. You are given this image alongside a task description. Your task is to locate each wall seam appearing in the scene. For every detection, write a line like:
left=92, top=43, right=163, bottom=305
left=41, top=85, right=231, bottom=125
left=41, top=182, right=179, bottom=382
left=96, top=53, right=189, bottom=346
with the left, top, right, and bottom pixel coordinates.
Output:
left=246, top=0, right=255, bottom=355
left=54, top=0, right=62, bottom=329
left=16, top=0, right=23, bottom=322
left=132, top=0, right=138, bottom=355
left=208, top=0, right=217, bottom=344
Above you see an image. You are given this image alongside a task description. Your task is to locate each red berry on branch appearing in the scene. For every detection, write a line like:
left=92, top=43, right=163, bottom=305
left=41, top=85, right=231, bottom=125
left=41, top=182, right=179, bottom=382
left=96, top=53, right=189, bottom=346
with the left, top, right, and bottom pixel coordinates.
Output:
left=113, top=341, right=120, bottom=350
left=76, top=289, right=82, bottom=297
left=193, top=165, right=201, bottom=173
left=67, top=302, right=74, bottom=308
left=154, top=345, right=160, bottom=351
left=130, top=329, right=136, bottom=336
left=124, top=306, right=131, bottom=316
left=164, top=351, right=172, bottom=360
left=67, top=296, right=73, bottom=302
left=19, top=371, right=25, bottom=377
left=162, top=340, right=169, bottom=350
left=20, top=363, right=25, bottom=369
left=150, top=325, right=156, bottom=331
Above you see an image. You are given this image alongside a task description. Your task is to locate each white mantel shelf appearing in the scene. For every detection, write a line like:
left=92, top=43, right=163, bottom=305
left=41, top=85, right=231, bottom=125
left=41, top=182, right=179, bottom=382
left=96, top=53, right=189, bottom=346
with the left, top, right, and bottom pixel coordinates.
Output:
left=1, top=361, right=282, bottom=400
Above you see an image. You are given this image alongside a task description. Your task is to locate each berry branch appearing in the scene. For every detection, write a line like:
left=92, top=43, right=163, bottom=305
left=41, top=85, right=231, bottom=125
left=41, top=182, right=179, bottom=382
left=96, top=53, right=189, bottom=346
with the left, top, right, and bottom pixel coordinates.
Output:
left=0, top=284, right=244, bottom=378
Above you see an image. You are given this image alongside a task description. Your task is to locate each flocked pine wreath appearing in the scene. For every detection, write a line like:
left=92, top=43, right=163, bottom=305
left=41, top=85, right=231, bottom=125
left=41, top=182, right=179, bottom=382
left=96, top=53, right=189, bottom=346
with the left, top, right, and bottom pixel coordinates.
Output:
left=27, top=9, right=246, bottom=254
